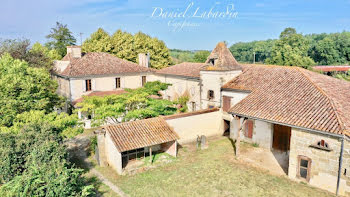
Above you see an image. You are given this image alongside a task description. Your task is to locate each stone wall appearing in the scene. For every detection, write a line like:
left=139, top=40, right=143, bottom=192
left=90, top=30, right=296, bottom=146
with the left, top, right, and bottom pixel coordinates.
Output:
left=105, top=131, right=123, bottom=174
left=221, top=90, right=250, bottom=107
left=229, top=117, right=273, bottom=149
left=200, top=70, right=241, bottom=109
left=151, top=74, right=201, bottom=112
left=53, top=75, right=70, bottom=99
left=97, top=133, right=107, bottom=166
left=161, top=141, right=177, bottom=157
left=343, top=139, right=350, bottom=196
left=165, top=110, right=223, bottom=144
left=288, top=128, right=350, bottom=195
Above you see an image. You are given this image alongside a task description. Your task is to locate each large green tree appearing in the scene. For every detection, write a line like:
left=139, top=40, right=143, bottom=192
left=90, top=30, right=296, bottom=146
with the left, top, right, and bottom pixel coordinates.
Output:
left=0, top=54, right=62, bottom=127
left=1, top=110, right=83, bottom=138
left=0, top=39, right=59, bottom=70
left=0, top=123, right=94, bottom=196
left=46, top=22, right=76, bottom=57
left=82, top=28, right=172, bottom=69
left=77, top=81, right=177, bottom=127
left=111, top=30, right=135, bottom=61
left=82, top=28, right=112, bottom=53
left=266, top=28, right=315, bottom=67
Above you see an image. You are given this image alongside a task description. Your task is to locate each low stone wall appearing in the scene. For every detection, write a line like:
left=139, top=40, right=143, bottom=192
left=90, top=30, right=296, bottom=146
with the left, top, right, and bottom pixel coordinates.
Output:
left=288, top=128, right=350, bottom=195
left=165, top=109, right=223, bottom=144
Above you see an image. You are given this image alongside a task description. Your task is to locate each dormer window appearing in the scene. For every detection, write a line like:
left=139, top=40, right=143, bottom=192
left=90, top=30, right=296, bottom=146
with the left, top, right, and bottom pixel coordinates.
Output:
left=209, top=58, right=215, bottom=65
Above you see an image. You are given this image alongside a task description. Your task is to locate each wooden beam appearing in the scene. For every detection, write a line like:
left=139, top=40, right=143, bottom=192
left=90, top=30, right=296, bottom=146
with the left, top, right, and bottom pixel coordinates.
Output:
left=235, top=116, right=247, bottom=157
left=149, top=147, right=152, bottom=164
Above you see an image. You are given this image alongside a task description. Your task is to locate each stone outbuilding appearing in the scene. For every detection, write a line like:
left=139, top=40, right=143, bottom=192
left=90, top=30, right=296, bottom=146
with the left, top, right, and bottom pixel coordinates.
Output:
left=95, top=117, right=179, bottom=174
left=221, top=64, right=350, bottom=196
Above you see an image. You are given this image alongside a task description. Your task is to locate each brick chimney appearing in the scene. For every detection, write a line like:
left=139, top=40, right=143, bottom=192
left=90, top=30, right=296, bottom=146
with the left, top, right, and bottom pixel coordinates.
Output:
left=67, top=46, right=82, bottom=58
left=138, top=53, right=150, bottom=68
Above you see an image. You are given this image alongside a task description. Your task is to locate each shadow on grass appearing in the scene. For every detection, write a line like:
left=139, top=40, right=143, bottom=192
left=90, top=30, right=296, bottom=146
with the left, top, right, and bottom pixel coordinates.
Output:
left=227, top=137, right=237, bottom=155
left=85, top=176, right=107, bottom=197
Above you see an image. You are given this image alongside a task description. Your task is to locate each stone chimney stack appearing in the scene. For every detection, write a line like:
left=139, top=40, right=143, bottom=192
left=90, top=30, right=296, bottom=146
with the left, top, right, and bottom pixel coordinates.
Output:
left=67, top=46, right=82, bottom=58
left=138, top=53, right=150, bottom=68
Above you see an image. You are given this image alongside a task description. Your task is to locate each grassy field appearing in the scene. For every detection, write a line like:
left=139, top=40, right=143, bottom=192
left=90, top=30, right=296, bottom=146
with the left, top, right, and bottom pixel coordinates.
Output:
left=93, top=137, right=334, bottom=197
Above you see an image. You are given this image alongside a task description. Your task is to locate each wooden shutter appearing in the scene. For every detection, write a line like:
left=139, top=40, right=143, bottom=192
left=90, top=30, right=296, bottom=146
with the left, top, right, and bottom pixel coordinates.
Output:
left=85, top=79, right=92, bottom=91
left=223, top=96, right=231, bottom=112
left=244, top=120, right=253, bottom=139
left=116, top=78, right=121, bottom=89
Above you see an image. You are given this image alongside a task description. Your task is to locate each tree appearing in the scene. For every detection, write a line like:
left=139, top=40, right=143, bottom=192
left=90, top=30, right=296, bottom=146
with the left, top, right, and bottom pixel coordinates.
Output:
left=77, top=81, right=177, bottom=126
left=0, top=39, right=61, bottom=70
left=0, top=54, right=62, bottom=127
left=82, top=28, right=112, bottom=53
left=46, top=22, right=76, bottom=57
left=1, top=110, right=83, bottom=138
left=0, top=38, right=29, bottom=60
left=26, top=42, right=61, bottom=70
left=169, top=49, right=196, bottom=64
left=309, top=37, right=340, bottom=65
left=0, top=123, right=94, bottom=196
left=30, top=42, right=61, bottom=60
left=111, top=30, right=135, bottom=61
left=193, top=50, right=210, bottom=62
left=82, top=29, right=172, bottom=69
left=266, top=28, right=315, bottom=67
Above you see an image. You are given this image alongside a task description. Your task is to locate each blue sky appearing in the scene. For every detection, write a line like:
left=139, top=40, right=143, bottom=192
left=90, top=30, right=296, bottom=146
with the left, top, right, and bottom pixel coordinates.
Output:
left=1, top=0, right=350, bottom=50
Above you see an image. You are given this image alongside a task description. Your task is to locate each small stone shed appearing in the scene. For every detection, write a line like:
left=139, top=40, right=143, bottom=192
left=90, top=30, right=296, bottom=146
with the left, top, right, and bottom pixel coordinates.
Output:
left=95, top=117, right=179, bottom=174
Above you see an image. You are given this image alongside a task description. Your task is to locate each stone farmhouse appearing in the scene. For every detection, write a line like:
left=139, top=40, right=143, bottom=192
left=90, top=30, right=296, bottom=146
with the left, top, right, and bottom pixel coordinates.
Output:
left=52, top=43, right=350, bottom=195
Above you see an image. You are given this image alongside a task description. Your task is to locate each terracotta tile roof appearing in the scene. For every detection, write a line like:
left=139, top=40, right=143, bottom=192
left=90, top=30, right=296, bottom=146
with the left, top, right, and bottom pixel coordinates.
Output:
left=57, top=52, right=153, bottom=77
left=105, top=117, right=179, bottom=152
left=202, top=42, right=242, bottom=71
left=313, top=66, right=350, bottom=72
left=73, top=90, right=127, bottom=105
left=162, top=108, right=219, bottom=120
left=157, top=62, right=204, bottom=78
left=223, top=64, right=350, bottom=136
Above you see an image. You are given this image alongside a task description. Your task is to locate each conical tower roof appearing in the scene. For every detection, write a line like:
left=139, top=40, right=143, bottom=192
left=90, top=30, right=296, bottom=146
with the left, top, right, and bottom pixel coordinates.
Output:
left=202, top=42, right=242, bottom=71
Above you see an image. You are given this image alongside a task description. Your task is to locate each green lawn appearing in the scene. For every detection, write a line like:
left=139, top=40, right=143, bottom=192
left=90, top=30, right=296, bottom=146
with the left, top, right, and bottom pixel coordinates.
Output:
left=94, top=138, right=334, bottom=197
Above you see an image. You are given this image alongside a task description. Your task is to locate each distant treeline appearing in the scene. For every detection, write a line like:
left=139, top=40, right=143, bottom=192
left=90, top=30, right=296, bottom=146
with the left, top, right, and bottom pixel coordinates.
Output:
left=170, top=49, right=210, bottom=64
left=229, top=28, right=350, bottom=66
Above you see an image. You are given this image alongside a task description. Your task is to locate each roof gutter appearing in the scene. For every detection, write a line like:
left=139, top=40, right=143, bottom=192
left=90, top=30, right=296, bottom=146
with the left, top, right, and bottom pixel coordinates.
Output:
left=229, top=112, right=345, bottom=138
left=221, top=88, right=252, bottom=93
left=154, top=73, right=200, bottom=81
left=336, top=135, right=344, bottom=196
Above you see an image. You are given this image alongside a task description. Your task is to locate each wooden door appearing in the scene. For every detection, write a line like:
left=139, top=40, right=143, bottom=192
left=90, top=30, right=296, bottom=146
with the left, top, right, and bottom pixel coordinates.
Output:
left=273, top=124, right=291, bottom=151
left=244, top=120, right=253, bottom=139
